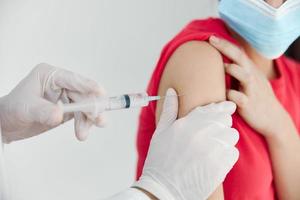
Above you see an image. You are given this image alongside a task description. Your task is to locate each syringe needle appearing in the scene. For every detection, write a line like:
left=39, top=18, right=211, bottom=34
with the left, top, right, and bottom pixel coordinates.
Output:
left=159, top=94, right=185, bottom=99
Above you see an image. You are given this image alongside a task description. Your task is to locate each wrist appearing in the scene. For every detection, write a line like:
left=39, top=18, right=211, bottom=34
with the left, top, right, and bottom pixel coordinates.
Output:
left=133, top=175, right=177, bottom=200
left=105, top=188, right=153, bottom=200
left=264, top=103, right=291, bottom=138
left=265, top=110, right=297, bottom=146
left=132, top=187, right=158, bottom=200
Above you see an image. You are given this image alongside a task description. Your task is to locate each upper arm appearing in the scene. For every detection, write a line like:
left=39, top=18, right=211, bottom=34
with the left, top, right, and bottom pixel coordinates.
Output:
left=156, top=41, right=226, bottom=120
left=155, top=41, right=226, bottom=200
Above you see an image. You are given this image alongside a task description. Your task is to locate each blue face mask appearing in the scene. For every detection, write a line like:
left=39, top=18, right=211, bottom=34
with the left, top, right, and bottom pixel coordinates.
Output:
left=219, top=0, right=300, bottom=59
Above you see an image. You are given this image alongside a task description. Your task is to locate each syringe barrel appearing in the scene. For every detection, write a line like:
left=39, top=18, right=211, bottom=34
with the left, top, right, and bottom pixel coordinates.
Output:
left=106, top=93, right=149, bottom=111
left=62, top=93, right=152, bottom=114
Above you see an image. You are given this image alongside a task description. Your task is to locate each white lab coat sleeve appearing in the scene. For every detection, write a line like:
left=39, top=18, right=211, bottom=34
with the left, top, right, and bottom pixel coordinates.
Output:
left=0, top=122, right=10, bottom=200
left=102, top=188, right=152, bottom=200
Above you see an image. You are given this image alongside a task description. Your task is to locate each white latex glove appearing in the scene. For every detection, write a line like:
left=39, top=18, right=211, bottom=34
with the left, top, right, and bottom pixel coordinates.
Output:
left=0, top=63, right=106, bottom=143
left=133, top=88, right=239, bottom=200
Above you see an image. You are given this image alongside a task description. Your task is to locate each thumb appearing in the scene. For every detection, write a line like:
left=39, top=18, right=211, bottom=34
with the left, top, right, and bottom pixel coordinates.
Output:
left=156, top=88, right=179, bottom=132
left=29, top=98, right=63, bottom=127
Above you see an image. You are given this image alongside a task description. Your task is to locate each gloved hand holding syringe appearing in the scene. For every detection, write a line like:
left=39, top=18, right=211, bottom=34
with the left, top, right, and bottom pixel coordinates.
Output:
left=61, top=92, right=167, bottom=116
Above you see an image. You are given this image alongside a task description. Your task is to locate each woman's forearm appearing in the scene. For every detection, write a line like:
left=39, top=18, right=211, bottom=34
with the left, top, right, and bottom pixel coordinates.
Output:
left=265, top=113, right=300, bottom=200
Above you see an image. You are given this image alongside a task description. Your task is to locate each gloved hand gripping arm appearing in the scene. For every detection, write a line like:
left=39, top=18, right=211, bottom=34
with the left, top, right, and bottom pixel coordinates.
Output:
left=105, top=88, right=239, bottom=200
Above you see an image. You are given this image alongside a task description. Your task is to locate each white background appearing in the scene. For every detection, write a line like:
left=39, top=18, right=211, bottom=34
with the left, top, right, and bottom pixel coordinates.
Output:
left=0, top=0, right=217, bottom=199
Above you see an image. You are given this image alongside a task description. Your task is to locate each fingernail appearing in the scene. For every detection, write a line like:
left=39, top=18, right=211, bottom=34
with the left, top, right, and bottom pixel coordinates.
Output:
left=77, top=131, right=89, bottom=141
left=166, top=88, right=177, bottom=96
left=210, top=36, right=220, bottom=44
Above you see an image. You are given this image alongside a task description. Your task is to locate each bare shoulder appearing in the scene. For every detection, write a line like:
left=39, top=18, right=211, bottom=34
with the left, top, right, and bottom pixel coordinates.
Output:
left=156, top=41, right=226, bottom=121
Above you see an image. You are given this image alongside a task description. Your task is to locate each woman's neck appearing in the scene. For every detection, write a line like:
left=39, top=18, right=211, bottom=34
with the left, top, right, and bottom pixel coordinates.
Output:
left=229, top=29, right=278, bottom=80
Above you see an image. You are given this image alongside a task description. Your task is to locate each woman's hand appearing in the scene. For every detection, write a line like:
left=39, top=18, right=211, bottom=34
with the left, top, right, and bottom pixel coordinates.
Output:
left=209, top=35, right=300, bottom=200
left=209, top=36, right=290, bottom=139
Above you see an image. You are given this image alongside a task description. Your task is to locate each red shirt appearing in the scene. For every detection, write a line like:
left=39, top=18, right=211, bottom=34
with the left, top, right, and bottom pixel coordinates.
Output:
left=136, top=18, right=300, bottom=199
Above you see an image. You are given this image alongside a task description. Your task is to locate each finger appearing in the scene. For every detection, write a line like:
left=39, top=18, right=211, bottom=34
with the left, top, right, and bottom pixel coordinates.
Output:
left=51, top=68, right=106, bottom=95
left=58, top=101, right=75, bottom=122
left=186, top=112, right=233, bottom=130
left=215, top=147, right=239, bottom=180
left=63, top=112, right=74, bottom=123
left=187, top=108, right=233, bottom=128
left=221, top=147, right=239, bottom=172
left=28, top=98, right=63, bottom=127
left=67, top=91, right=97, bottom=118
left=205, top=146, right=239, bottom=197
left=60, top=89, right=71, bottom=104
left=58, top=90, right=74, bottom=122
left=227, top=90, right=248, bottom=108
left=196, top=101, right=237, bottom=115
left=187, top=101, right=236, bottom=127
left=210, top=127, right=239, bottom=147
left=156, top=88, right=179, bottom=132
left=67, top=91, right=107, bottom=125
left=94, top=113, right=108, bottom=127
left=209, top=36, right=249, bottom=67
left=225, top=63, right=250, bottom=86
left=74, top=112, right=93, bottom=141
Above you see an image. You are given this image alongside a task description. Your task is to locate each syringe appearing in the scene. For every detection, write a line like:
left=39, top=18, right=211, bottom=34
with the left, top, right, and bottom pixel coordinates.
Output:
left=62, top=92, right=161, bottom=115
